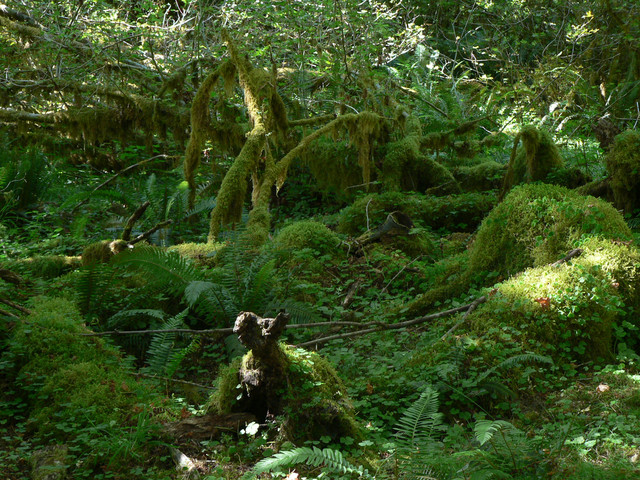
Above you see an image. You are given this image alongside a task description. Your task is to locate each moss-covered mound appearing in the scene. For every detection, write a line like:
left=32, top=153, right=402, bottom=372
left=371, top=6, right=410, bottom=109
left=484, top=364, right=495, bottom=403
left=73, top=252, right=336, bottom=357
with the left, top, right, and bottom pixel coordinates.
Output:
left=470, top=184, right=631, bottom=279
left=470, top=237, right=640, bottom=361
left=605, top=129, right=640, bottom=214
left=1, top=297, right=154, bottom=437
left=338, top=191, right=497, bottom=235
left=274, top=220, right=343, bottom=255
left=209, top=344, right=361, bottom=442
left=2, top=255, right=81, bottom=279
left=453, top=161, right=506, bottom=192
left=167, top=242, right=223, bottom=267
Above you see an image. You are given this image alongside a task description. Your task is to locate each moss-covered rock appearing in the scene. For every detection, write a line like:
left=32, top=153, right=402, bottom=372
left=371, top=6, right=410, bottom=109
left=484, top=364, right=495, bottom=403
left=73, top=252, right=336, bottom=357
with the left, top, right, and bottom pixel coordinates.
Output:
left=209, top=344, right=361, bottom=443
left=167, top=242, right=223, bottom=267
left=274, top=220, right=343, bottom=255
left=338, top=191, right=497, bottom=236
left=470, top=237, right=640, bottom=361
left=470, top=184, right=631, bottom=279
left=605, top=129, right=640, bottom=214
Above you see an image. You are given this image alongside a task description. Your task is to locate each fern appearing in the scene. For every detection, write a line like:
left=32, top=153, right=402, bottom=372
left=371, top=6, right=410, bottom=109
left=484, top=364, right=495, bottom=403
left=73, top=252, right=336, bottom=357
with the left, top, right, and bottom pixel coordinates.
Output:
left=144, top=309, right=192, bottom=376
left=474, top=420, right=518, bottom=447
left=395, top=386, right=443, bottom=451
left=251, top=446, right=368, bottom=478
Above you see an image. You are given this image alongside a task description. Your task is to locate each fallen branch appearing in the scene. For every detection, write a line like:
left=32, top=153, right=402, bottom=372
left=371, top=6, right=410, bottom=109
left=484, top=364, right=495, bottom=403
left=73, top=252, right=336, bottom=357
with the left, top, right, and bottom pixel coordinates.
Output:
left=80, top=320, right=370, bottom=337
left=0, top=308, right=18, bottom=318
left=132, top=372, right=216, bottom=390
left=297, top=301, right=479, bottom=348
left=440, top=296, right=487, bottom=341
left=121, top=201, right=150, bottom=241
left=0, top=298, right=32, bottom=315
left=129, top=220, right=173, bottom=245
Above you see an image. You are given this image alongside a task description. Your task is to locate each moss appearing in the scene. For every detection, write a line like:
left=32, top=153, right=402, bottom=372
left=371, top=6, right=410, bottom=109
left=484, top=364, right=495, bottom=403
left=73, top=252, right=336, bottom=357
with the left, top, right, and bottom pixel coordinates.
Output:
left=303, top=139, right=363, bottom=193
left=7, top=297, right=124, bottom=378
left=545, top=166, right=591, bottom=189
left=454, top=161, right=506, bottom=192
left=274, top=220, right=343, bottom=255
left=470, top=237, right=640, bottom=362
left=8, top=255, right=81, bottom=279
left=501, top=125, right=564, bottom=197
left=605, top=129, right=640, bottom=214
left=30, top=361, right=141, bottom=435
left=167, top=242, right=223, bottom=267
left=338, top=191, right=497, bottom=236
left=382, top=117, right=460, bottom=193
left=209, top=344, right=361, bottom=442
left=469, top=184, right=631, bottom=279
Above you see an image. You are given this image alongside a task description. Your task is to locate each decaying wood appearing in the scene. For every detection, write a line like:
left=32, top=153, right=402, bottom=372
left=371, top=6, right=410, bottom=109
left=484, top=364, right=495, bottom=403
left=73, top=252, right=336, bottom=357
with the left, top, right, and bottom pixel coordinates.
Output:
left=169, top=447, right=200, bottom=479
left=356, top=211, right=413, bottom=245
left=234, top=311, right=289, bottom=359
left=165, top=412, right=256, bottom=441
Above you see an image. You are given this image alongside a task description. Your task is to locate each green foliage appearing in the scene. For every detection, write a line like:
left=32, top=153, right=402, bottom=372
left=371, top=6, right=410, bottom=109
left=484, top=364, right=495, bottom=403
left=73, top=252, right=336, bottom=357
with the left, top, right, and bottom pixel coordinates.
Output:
left=274, top=220, right=343, bottom=255
left=0, top=143, right=50, bottom=214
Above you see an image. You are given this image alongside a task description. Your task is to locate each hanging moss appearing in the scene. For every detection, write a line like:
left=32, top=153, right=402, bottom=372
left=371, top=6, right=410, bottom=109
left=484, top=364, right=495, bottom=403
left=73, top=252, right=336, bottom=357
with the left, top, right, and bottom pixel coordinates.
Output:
left=303, top=139, right=363, bottom=193
left=605, top=129, right=640, bottom=214
left=469, top=184, right=631, bottom=279
left=470, top=237, right=640, bottom=362
left=183, top=62, right=228, bottom=207
left=500, top=125, right=564, bottom=198
left=346, top=111, right=387, bottom=189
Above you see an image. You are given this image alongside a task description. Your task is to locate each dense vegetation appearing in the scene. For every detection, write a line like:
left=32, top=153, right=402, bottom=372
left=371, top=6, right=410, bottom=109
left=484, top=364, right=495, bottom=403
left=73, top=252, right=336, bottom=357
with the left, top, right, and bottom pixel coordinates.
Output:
left=1, top=0, right=640, bottom=479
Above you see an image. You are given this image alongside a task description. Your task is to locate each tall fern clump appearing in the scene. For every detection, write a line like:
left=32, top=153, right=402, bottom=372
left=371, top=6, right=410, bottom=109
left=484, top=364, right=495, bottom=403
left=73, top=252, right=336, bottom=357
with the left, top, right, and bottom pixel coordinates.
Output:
left=0, top=142, right=50, bottom=215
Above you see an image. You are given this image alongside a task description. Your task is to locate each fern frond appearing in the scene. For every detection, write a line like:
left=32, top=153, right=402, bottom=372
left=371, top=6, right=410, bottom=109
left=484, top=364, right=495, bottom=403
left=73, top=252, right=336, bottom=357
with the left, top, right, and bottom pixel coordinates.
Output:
left=106, top=309, right=166, bottom=329
left=145, top=309, right=189, bottom=376
left=113, top=246, right=202, bottom=294
left=182, top=196, right=216, bottom=219
left=474, top=420, right=518, bottom=446
left=395, top=386, right=443, bottom=450
left=252, top=446, right=365, bottom=477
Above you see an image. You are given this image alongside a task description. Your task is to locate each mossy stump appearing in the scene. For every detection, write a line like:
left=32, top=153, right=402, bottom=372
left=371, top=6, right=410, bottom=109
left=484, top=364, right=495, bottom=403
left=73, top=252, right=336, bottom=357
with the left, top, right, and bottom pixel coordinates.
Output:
left=605, top=129, right=640, bottom=214
left=210, top=311, right=361, bottom=442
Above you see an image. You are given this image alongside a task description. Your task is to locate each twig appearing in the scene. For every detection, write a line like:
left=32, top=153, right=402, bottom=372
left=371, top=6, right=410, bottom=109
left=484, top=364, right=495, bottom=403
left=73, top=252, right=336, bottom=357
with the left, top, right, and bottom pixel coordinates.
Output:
left=440, top=296, right=487, bottom=341
left=131, top=372, right=216, bottom=390
left=380, top=255, right=422, bottom=296
left=551, top=248, right=583, bottom=267
left=0, top=298, right=32, bottom=315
